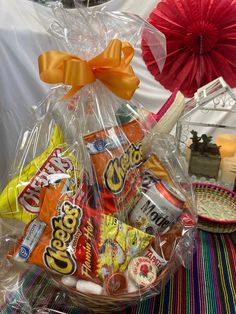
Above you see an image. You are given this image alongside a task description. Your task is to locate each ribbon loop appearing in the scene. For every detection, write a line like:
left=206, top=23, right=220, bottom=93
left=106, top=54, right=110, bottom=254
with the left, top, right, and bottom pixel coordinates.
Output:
left=63, top=59, right=95, bottom=86
left=38, top=39, right=139, bottom=100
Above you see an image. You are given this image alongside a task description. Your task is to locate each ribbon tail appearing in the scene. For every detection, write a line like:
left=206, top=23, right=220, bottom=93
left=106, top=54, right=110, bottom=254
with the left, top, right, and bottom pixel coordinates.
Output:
left=62, top=86, right=81, bottom=100
left=113, top=75, right=140, bottom=100
left=107, top=84, right=139, bottom=100
left=121, top=42, right=135, bottom=65
left=98, top=69, right=140, bottom=100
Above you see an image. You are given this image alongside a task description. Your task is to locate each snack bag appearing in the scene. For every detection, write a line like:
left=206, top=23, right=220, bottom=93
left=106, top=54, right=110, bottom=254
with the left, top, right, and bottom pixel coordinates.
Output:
left=9, top=181, right=154, bottom=282
left=142, top=154, right=173, bottom=184
left=0, top=124, right=80, bottom=224
left=0, top=125, right=62, bottom=224
left=84, top=118, right=144, bottom=217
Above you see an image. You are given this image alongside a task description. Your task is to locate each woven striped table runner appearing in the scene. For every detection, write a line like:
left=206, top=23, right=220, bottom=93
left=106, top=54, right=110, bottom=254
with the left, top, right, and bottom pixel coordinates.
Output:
left=1, top=230, right=236, bottom=314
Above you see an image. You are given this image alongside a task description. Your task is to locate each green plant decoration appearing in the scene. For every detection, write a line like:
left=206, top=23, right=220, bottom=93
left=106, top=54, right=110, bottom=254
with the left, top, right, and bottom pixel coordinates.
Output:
left=189, top=131, right=220, bottom=155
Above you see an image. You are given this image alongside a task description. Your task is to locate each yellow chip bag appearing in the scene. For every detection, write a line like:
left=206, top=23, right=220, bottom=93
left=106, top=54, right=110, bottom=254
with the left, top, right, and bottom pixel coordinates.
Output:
left=0, top=125, right=79, bottom=224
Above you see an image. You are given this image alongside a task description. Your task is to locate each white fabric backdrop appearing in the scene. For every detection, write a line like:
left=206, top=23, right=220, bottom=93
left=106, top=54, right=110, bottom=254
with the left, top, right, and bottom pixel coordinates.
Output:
left=0, top=0, right=168, bottom=189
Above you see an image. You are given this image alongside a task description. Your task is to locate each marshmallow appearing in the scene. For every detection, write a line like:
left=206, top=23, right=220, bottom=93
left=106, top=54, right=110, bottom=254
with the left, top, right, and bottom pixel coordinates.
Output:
left=76, top=280, right=103, bottom=295
left=61, top=275, right=77, bottom=288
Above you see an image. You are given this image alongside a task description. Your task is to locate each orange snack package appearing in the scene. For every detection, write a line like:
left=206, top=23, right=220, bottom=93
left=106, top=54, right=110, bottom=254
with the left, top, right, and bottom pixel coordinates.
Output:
left=142, top=154, right=173, bottom=185
left=83, top=119, right=144, bottom=216
left=8, top=181, right=154, bottom=282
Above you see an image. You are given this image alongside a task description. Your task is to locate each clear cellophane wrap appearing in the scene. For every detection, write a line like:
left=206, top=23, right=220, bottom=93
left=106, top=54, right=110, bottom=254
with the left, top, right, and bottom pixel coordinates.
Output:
left=0, top=3, right=196, bottom=312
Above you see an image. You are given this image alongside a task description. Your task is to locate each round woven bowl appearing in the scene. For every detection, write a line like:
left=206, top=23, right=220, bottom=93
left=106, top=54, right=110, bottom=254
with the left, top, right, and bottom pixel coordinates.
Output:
left=193, top=183, right=236, bottom=233
left=51, top=260, right=176, bottom=313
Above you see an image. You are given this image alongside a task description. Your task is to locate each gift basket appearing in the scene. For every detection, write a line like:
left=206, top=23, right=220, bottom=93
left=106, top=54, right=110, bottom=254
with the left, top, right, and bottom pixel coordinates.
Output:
left=0, top=2, right=197, bottom=313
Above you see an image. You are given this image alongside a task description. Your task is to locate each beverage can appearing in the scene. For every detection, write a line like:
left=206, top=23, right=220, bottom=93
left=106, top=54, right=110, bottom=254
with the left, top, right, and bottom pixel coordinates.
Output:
left=129, top=181, right=185, bottom=234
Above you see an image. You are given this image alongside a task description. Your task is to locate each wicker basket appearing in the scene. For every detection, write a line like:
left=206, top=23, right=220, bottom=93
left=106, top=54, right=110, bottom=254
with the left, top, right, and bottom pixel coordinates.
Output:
left=193, top=183, right=236, bottom=233
left=51, top=260, right=177, bottom=313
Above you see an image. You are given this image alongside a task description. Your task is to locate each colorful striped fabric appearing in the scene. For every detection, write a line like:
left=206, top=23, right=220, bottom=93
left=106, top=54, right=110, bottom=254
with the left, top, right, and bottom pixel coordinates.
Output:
left=1, top=230, right=236, bottom=314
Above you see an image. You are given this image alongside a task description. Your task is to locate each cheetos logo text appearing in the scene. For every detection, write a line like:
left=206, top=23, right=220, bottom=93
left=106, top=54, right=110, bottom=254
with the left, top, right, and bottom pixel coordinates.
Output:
left=103, top=143, right=142, bottom=194
left=44, top=200, right=82, bottom=275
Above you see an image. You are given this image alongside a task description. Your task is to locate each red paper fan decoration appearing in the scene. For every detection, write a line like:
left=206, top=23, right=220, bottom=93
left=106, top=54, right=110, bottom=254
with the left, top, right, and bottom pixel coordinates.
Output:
left=142, top=0, right=236, bottom=97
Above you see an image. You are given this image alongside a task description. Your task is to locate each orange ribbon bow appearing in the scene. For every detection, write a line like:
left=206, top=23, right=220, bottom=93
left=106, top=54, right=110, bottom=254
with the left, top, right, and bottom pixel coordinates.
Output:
left=38, top=39, right=140, bottom=100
